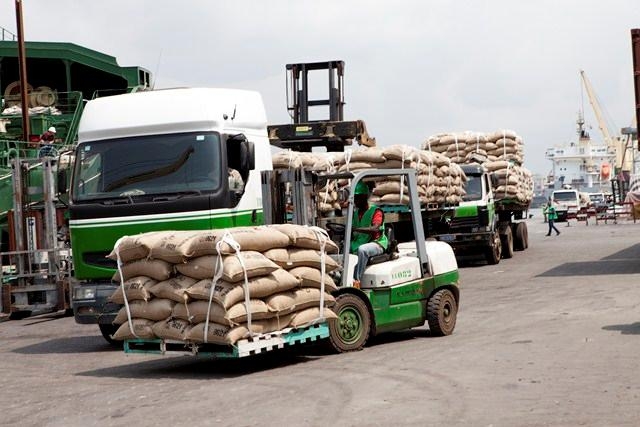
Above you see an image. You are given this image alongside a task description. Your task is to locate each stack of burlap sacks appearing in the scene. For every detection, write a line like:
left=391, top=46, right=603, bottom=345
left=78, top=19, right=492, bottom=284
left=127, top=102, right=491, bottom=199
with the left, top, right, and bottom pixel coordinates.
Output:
left=422, top=130, right=533, bottom=204
left=272, top=145, right=467, bottom=209
left=108, top=225, right=339, bottom=345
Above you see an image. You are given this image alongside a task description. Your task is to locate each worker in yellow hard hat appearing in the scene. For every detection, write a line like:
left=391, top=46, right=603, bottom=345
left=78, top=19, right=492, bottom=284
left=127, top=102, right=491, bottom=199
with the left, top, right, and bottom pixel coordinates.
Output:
left=351, top=181, right=388, bottom=287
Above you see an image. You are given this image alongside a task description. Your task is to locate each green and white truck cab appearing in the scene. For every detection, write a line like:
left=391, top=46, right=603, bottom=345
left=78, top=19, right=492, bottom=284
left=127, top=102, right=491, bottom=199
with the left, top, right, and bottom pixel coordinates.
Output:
left=67, top=88, right=271, bottom=341
left=430, top=164, right=529, bottom=265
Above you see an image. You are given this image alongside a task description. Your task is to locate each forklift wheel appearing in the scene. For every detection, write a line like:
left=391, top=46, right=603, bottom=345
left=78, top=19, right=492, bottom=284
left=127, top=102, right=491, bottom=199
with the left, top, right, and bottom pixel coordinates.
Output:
left=427, top=289, right=458, bottom=336
left=328, top=294, right=371, bottom=352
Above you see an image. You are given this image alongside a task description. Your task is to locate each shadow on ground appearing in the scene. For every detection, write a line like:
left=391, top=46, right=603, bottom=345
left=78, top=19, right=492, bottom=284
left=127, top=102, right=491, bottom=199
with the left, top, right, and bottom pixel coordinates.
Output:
left=538, top=243, right=640, bottom=277
left=602, top=322, right=640, bottom=335
left=12, top=335, right=120, bottom=354
left=76, top=351, right=318, bottom=380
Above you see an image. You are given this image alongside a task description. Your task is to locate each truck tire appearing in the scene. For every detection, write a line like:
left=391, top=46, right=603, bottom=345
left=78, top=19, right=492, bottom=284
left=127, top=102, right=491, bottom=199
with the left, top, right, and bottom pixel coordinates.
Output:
left=513, top=222, right=527, bottom=251
left=427, top=289, right=458, bottom=336
left=99, top=324, right=121, bottom=346
left=522, top=222, right=529, bottom=249
left=500, top=226, right=514, bottom=259
left=485, top=233, right=501, bottom=265
left=328, top=294, right=371, bottom=353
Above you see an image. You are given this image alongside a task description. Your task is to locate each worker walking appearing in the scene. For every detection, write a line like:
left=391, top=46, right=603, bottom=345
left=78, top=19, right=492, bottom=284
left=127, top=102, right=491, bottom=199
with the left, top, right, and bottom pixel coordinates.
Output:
left=544, top=198, right=561, bottom=236
left=350, top=181, right=388, bottom=287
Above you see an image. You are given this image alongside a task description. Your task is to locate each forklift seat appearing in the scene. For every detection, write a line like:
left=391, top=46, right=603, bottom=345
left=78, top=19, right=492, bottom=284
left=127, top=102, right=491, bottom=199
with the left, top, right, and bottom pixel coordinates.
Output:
left=367, top=225, right=398, bottom=266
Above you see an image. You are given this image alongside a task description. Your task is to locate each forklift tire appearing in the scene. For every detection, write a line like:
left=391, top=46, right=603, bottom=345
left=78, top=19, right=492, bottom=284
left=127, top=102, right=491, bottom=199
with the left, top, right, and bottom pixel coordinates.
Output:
left=500, top=226, right=514, bottom=259
left=427, top=289, right=458, bottom=336
left=99, top=324, right=121, bottom=347
left=484, top=234, right=501, bottom=265
left=513, top=222, right=527, bottom=251
left=328, top=294, right=371, bottom=353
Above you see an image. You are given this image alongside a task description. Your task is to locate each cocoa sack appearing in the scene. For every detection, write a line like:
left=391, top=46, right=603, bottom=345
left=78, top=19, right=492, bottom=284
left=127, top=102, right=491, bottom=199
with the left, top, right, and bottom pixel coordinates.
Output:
left=150, top=275, right=197, bottom=303
left=111, top=259, right=173, bottom=282
left=176, top=251, right=280, bottom=282
left=152, top=318, right=192, bottom=341
left=172, top=300, right=229, bottom=325
left=268, top=224, right=339, bottom=253
left=108, top=276, right=157, bottom=304
left=265, top=288, right=336, bottom=315
left=113, top=299, right=175, bottom=324
left=263, top=248, right=339, bottom=271
left=112, top=319, right=156, bottom=341
left=289, top=307, right=338, bottom=328
left=288, top=266, right=338, bottom=292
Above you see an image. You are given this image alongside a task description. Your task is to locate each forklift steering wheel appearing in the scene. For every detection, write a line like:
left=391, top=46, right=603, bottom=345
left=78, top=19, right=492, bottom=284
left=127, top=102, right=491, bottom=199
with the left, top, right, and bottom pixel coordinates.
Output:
left=325, top=222, right=346, bottom=235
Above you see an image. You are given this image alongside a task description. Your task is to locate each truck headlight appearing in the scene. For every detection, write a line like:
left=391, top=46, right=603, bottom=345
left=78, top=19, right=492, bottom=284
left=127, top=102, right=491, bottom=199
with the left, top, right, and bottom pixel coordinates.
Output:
left=74, top=287, right=96, bottom=299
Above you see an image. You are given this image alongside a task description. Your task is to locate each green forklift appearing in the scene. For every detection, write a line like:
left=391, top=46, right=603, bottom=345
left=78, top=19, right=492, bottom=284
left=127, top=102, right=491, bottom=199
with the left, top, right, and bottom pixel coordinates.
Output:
left=261, top=167, right=461, bottom=352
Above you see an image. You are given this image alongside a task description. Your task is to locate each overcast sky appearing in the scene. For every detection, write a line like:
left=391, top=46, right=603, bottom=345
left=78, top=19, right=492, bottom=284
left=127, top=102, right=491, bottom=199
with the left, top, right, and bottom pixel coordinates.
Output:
left=2, top=0, right=639, bottom=175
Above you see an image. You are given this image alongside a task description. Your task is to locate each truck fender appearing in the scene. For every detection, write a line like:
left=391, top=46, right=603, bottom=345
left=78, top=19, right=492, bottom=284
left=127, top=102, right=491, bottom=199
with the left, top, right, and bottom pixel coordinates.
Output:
left=332, top=287, right=377, bottom=336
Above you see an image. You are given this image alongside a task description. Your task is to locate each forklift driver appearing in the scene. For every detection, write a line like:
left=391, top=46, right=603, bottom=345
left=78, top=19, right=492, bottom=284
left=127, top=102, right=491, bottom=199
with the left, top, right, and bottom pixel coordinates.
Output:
left=350, top=181, right=388, bottom=288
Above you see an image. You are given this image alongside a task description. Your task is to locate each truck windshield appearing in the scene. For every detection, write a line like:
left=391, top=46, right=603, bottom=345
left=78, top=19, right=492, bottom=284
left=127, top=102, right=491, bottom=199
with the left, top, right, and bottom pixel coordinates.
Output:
left=553, top=192, right=577, bottom=202
left=462, top=175, right=482, bottom=201
left=72, top=132, right=221, bottom=201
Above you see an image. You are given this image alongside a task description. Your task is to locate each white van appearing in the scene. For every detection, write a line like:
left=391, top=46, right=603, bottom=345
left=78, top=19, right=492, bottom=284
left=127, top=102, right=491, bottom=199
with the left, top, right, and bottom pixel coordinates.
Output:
left=552, top=189, right=580, bottom=221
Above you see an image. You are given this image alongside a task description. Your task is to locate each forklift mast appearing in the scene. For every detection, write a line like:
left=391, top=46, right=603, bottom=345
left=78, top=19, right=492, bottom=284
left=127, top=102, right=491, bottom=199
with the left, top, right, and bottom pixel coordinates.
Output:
left=268, top=60, right=375, bottom=152
left=287, top=60, right=345, bottom=123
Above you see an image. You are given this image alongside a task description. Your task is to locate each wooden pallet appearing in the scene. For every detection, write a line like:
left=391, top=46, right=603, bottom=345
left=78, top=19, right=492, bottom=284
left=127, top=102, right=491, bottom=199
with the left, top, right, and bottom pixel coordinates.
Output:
left=124, top=323, right=330, bottom=359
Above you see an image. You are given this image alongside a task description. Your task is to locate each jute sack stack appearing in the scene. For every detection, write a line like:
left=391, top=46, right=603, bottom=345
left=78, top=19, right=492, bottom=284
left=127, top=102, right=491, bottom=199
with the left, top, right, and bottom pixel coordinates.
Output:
left=485, top=162, right=534, bottom=204
left=109, top=225, right=339, bottom=344
left=423, top=129, right=525, bottom=167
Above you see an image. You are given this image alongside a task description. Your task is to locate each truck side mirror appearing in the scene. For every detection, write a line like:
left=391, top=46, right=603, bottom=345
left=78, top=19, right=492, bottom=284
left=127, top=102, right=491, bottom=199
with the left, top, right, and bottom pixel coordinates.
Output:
left=227, top=133, right=255, bottom=183
left=489, top=173, right=498, bottom=188
left=57, top=169, right=68, bottom=194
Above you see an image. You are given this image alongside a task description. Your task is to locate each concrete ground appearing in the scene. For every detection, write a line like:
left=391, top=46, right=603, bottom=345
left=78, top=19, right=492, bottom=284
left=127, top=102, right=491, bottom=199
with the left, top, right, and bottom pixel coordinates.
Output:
left=1, top=214, right=640, bottom=427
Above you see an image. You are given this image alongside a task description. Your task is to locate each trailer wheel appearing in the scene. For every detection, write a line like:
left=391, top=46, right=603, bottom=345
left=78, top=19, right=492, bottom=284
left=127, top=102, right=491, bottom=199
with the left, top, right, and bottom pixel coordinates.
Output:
left=427, top=289, right=458, bottom=336
left=99, top=324, right=120, bottom=346
left=501, top=226, right=513, bottom=259
left=484, top=233, right=501, bottom=265
left=328, top=294, right=371, bottom=353
left=513, top=222, right=527, bottom=251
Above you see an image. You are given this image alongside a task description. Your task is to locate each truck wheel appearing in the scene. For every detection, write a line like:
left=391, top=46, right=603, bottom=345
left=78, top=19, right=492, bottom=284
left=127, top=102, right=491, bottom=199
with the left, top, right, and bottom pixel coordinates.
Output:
left=513, top=222, right=527, bottom=251
left=522, top=222, right=529, bottom=249
left=328, top=294, right=371, bottom=352
left=501, top=226, right=513, bottom=259
left=485, top=234, right=501, bottom=265
left=99, top=324, right=121, bottom=346
left=427, top=289, right=458, bottom=336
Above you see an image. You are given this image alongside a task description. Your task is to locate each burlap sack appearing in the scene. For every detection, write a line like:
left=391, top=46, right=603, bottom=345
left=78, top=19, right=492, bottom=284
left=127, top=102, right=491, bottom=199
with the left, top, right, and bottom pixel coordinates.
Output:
left=129, top=230, right=201, bottom=263
left=380, top=193, right=410, bottom=204
left=263, top=248, right=339, bottom=271
left=373, top=181, right=407, bottom=196
left=111, top=259, right=173, bottom=282
left=272, top=151, right=303, bottom=169
left=108, top=276, right=157, bottom=304
left=226, top=299, right=273, bottom=324
left=112, top=319, right=156, bottom=340
left=289, top=307, right=338, bottom=328
left=268, top=224, right=339, bottom=253
left=484, top=160, right=510, bottom=172
left=265, top=288, right=336, bottom=315
left=202, top=269, right=300, bottom=309
left=113, top=299, right=175, bottom=324
left=172, top=300, right=229, bottom=325
left=152, top=318, right=192, bottom=341
left=185, top=322, right=231, bottom=344
left=287, top=267, right=338, bottom=292
left=226, top=315, right=295, bottom=344
left=150, top=275, right=197, bottom=303
left=338, top=162, right=373, bottom=172
left=382, top=145, right=417, bottom=162
left=212, top=227, right=291, bottom=254
left=106, top=232, right=162, bottom=262
left=176, top=251, right=280, bottom=282
left=349, top=148, right=386, bottom=163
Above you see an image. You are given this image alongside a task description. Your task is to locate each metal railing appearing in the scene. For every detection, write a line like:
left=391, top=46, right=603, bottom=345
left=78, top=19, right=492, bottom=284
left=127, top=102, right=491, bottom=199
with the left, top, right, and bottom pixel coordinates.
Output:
left=0, top=26, right=17, bottom=41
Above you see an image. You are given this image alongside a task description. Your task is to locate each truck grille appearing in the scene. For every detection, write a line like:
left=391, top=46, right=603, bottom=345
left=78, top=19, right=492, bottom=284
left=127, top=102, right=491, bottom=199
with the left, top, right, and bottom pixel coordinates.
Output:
left=450, top=216, right=480, bottom=230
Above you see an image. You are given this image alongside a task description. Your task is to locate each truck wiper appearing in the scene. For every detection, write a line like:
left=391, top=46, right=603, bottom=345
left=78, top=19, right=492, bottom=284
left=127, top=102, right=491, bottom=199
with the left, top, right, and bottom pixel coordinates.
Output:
left=152, top=190, right=202, bottom=201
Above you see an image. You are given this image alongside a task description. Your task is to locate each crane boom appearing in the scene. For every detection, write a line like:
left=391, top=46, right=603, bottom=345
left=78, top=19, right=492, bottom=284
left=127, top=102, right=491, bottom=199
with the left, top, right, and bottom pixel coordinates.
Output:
left=579, top=70, right=626, bottom=171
